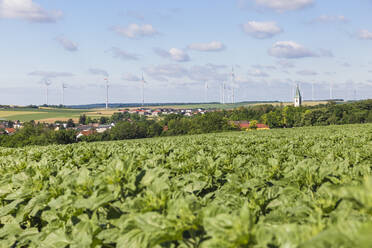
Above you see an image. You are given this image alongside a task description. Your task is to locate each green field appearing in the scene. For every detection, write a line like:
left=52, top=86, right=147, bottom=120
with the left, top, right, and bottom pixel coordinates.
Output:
left=1, top=124, right=372, bottom=247
left=0, top=108, right=94, bottom=122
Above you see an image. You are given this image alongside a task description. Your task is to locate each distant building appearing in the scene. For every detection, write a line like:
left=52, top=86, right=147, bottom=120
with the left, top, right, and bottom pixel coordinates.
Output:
left=5, top=128, right=16, bottom=135
left=76, top=129, right=96, bottom=139
left=294, top=84, right=302, bottom=107
left=96, top=124, right=112, bottom=133
left=230, top=121, right=270, bottom=130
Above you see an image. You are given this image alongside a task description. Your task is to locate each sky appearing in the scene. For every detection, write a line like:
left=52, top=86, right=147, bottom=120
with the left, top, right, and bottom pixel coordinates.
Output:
left=1, top=0, right=372, bottom=105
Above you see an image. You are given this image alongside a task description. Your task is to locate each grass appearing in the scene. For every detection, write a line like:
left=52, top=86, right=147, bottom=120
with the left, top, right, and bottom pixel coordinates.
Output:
left=0, top=108, right=92, bottom=122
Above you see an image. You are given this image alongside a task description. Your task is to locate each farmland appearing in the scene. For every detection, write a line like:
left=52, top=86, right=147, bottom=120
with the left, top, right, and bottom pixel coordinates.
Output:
left=1, top=124, right=372, bottom=247
left=0, top=101, right=332, bottom=123
left=0, top=108, right=114, bottom=123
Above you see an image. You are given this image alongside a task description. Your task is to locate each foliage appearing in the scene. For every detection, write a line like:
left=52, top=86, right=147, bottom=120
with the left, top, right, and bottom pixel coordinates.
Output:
left=0, top=123, right=77, bottom=147
left=1, top=124, right=372, bottom=247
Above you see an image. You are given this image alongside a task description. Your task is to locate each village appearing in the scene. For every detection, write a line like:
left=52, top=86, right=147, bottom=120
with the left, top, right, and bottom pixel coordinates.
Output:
left=0, top=105, right=271, bottom=139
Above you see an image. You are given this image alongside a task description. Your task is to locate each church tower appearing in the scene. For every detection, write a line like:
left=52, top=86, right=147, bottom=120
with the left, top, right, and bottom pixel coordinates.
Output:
left=294, top=84, right=302, bottom=107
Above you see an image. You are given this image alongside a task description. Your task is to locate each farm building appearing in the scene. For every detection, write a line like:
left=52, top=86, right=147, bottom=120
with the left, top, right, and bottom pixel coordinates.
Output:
left=76, top=129, right=96, bottom=139
left=5, top=128, right=16, bottom=135
left=231, top=121, right=270, bottom=130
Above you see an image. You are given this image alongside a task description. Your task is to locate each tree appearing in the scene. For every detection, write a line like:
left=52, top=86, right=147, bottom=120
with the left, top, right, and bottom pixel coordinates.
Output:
left=53, top=129, right=77, bottom=144
left=79, top=114, right=87, bottom=125
left=99, top=117, right=109, bottom=124
left=249, top=120, right=258, bottom=130
left=67, top=119, right=75, bottom=128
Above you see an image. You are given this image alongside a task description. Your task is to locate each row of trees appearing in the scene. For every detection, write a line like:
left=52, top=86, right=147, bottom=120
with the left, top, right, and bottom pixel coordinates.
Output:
left=1, top=100, right=372, bottom=148
left=0, top=123, right=77, bottom=148
left=260, top=101, right=372, bottom=128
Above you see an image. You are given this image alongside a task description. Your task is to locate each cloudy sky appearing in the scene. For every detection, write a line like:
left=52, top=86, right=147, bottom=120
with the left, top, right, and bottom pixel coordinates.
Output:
left=1, top=0, right=372, bottom=105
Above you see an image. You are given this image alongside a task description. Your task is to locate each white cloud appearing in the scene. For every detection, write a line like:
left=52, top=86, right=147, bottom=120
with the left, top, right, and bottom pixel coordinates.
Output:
left=188, top=41, right=226, bottom=52
left=253, top=0, right=314, bottom=12
left=247, top=69, right=270, bottom=77
left=55, top=36, right=78, bottom=52
left=251, top=64, right=276, bottom=70
left=242, top=21, right=282, bottom=39
left=113, top=24, right=158, bottom=39
left=89, top=68, right=109, bottom=77
left=357, top=29, right=372, bottom=40
left=296, top=70, right=318, bottom=76
left=122, top=73, right=141, bottom=82
left=277, top=60, right=295, bottom=68
left=29, top=71, right=74, bottom=78
left=144, top=64, right=188, bottom=81
left=154, top=48, right=190, bottom=62
left=108, top=47, right=139, bottom=61
left=143, top=64, right=228, bottom=83
left=0, top=0, right=62, bottom=23
left=311, top=15, right=349, bottom=24
left=268, top=41, right=317, bottom=59
left=319, top=49, right=334, bottom=57
left=188, top=64, right=228, bottom=81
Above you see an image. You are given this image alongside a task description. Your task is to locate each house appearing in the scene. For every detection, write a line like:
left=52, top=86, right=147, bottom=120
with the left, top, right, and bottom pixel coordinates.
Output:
left=232, top=121, right=250, bottom=129
left=5, top=128, right=16, bottom=135
left=138, top=110, right=146, bottom=116
left=96, top=124, right=112, bottom=133
left=76, top=129, right=96, bottom=139
left=152, top=110, right=161, bottom=117
left=231, top=121, right=270, bottom=130
left=75, top=125, right=93, bottom=132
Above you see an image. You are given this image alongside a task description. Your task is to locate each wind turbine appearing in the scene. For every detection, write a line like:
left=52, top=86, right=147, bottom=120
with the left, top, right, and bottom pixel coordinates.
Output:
left=204, top=81, right=209, bottom=103
left=312, top=82, right=315, bottom=101
left=222, top=82, right=225, bottom=104
left=231, top=67, right=235, bottom=104
left=62, top=83, right=67, bottom=106
left=141, top=73, right=146, bottom=106
left=44, top=79, right=52, bottom=105
left=104, top=78, right=109, bottom=109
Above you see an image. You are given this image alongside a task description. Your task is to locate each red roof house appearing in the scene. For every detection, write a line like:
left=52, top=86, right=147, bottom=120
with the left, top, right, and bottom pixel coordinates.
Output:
left=5, top=128, right=16, bottom=134
left=231, top=121, right=269, bottom=130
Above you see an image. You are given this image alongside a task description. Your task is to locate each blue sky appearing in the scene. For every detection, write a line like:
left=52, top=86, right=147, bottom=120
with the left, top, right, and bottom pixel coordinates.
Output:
left=1, top=0, right=372, bottom=105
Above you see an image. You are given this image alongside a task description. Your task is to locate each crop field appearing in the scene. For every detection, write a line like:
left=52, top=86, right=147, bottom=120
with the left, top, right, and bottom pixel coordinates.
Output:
left=0, top=108, right=106, bottom=123
left=1, top=124, right=372, bottom=247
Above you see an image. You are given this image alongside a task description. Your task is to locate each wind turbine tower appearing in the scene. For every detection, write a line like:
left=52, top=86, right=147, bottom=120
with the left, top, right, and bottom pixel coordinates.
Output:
left=141, top=73, right=146, bottom=106
left=354, top=86, right=357, bottom=101
left=62, top=83, right=67, bottom=106
left=204, top=81, right=209, bottom=103
left=231, top=67, right=235, bottom=104
left=222, top=82, right=225, bottom=104
left=312, top=82, right=315, bottom=101
left=104, top=78, right=109, bottom=109
left=44, top=79, right=52, bottom=105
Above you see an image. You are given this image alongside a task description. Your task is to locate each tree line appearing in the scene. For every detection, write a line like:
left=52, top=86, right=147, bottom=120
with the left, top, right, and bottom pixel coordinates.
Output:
left=1, top=100, right=372, bottom=148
